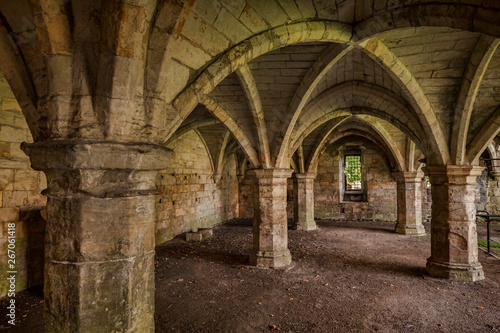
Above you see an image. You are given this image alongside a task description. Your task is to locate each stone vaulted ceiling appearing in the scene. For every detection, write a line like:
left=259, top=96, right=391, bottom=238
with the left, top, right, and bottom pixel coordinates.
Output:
left=0, top=0, right=500, bottom=173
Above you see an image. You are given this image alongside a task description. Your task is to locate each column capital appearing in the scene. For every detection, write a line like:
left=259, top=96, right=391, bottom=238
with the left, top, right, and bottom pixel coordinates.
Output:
left=21, top=141, right=173, bottom=198
left=21, top=141, right=173, bottom=171
left=393, top=171, right=424, bottom=182
left=424, top=165, right=484, bottom=185
left=293, top=172, right=317, bottom=180
left=247, top=168, right=293, bottom=180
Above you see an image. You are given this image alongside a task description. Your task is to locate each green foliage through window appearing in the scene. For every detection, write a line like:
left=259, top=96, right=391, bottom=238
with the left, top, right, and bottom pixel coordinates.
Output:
left=345, top=155, right=362, bottom=190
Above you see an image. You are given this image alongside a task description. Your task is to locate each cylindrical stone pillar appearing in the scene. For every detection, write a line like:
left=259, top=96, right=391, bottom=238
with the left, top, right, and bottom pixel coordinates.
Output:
left=293, top=173, right=317, bottom=231
left=248, top=169, right=293, bottom=268
left=424, top=165, right=484, bottom=282
left=394, top=171, right=425, bottom=235
left=22, top=141, right=172, bottom=332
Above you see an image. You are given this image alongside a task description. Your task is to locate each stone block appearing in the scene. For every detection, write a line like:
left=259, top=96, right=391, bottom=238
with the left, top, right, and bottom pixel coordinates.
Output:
left=0, top=169, right=14, bottom=191
left=13, top=170, right=39, bottom=191
left=186, top=232, right=203, bottom=242
left=0, top=207, right=19, bottom=222
left=214, top=8, right=252, bottom=43
left=199, top=228, right=213, bottom=238
left=0, top=125, right=26, bottom=143
left=182, top=12, right=230, bottom=57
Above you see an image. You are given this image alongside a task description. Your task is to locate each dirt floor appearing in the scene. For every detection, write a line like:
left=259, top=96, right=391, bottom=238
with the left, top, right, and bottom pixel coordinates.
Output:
left=1, top=219, right=499, bottom=332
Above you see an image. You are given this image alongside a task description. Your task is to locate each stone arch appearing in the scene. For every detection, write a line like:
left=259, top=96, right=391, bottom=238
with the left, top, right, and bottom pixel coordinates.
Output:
left=202, top=97, right=260, bottom=168
left=273, top=43, right=354, bottom=168
left=192, top=129, right=215, bottom=173
left=306, top=117, right=405, bottom=173
left=357, top=38, right=449, bottom=165
left=450, top=36, right=500, bottom=164
left=165, top=119, right=220, bottom=146
left=161, top=20, right=353, bottom=141
left=236, top=64, right=271, bottom=168
left=354, top=2, right=500, bottom=41
left=289, top=81, right=425, bottom=154
left=466, top=108, right=500, bottom=164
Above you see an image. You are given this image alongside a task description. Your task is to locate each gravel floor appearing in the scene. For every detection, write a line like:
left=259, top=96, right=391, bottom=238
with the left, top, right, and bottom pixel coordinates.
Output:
left=1, top=219, right=499, bottom=332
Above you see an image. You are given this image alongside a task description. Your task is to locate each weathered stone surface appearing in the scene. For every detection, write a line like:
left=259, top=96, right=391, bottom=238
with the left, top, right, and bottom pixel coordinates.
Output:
left=424, top=165, right=484, bottom=282
left=156, top=131, right=238, bottom=244
left=394, top=171, right=426, bottom=235
left=293, top=173, right=317, bottom=231
left=485, top=171, right=500, bottom=214
left=0, top=74, right=46, bottom=298
left=314, top=142, right=397, bottom=221
left=186, top=228, right=213, bottom=242
left=248, top=169, right=293, bottom=268
left=23, top=141, right=172, bottom=332
left=186, top=232, right=203, bottom=241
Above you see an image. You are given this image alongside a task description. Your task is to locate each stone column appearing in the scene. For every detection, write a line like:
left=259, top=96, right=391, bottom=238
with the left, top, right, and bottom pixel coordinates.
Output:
left=486, top=171, right=500, bottom=214
left=22, top=141, right=172, bottom=332
left=424, top=165, right=484, bottom=282
left=248, top=169, right=293, bottom=268
left=394, top=171, right=425, bottom=235
left=293, top=173, right=317, bottom=231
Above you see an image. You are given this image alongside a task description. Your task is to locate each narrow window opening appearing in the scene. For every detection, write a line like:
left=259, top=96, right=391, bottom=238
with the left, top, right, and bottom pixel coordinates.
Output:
left=342, top=150, right=365, bottom=202
left=425, top=176, right=431, bottom=189
left=345, top=155, right=362, bottom=191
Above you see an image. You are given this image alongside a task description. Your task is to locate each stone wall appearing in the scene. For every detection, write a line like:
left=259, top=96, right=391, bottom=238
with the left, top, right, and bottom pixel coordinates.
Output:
left=475, top=167, right=489, bottom=211
left=238, top=176, right=254, bottom=219
left=315, top=143, right=397, bottom=222
left=422, top=179, right=432, bottom=222
left=155, top=131, right=238, bottom=243
left=0, top=73, right=46, bottom=297
left=485, top=175, right=500, bottom=214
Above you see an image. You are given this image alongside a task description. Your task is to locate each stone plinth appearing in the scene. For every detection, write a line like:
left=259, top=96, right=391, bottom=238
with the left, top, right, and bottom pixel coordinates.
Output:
left=424, top=165, right=484, bottom=282
left=248, top=169, right=293, bottom=268
left=394, top=171, right=426, bottom=235
left=22, top=141, right=172, bottom=333
left=293, top=173, right=317, bottom=231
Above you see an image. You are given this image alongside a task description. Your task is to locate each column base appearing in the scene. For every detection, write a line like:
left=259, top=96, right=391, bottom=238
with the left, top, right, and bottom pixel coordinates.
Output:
left=250, top=249, right=292, bottom=268
left=426, top=259, right=484, bottom=282
left=293, top=221, right=317, bottom=231
left=395, top=224, right=426, bottom=235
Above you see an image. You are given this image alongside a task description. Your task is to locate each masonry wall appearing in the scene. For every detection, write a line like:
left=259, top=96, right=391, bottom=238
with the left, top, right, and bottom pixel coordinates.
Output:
left=315, top=144, right=397, bottom=222
left=238, top=175, right=254, bottom=219
left=155, top=131, right=238, bottom=244
left=0, top=73, right=46, bottom=297
left=422, top=179, right=432, bottom=222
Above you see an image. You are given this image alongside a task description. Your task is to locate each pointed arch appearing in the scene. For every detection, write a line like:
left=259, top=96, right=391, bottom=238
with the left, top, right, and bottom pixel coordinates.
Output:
left=274, top=43, right=354, bottom=168
left=165, top=118, right=220, bottom=145
left=192, top=129, right=215, bottom=173
left=357, top=38, right=449, bottom=165
left=160, top=20, right=353, bottom=142
left=451, top=36, right=500, bottom=164
left=215, top=130, right=231, bottom=175
left=306, top=116, right=405, bottom=173
left=236, top=64, right=271, bottom=168
left=289, top=81, right=426, bottom=155
left=355, top=3, right=500, bottom=40
left=201, top=97, right=260, bottom=168
left=466, top=108, right=500, bottom=165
